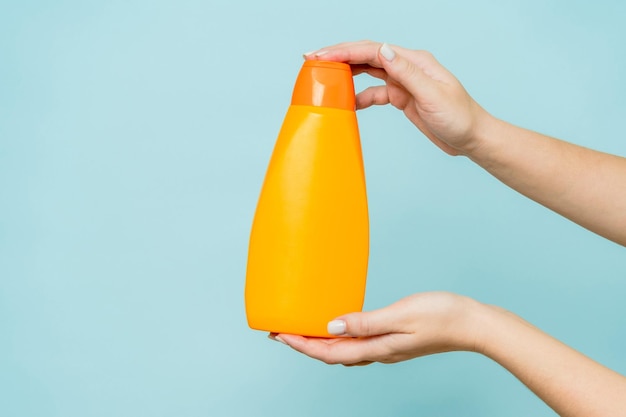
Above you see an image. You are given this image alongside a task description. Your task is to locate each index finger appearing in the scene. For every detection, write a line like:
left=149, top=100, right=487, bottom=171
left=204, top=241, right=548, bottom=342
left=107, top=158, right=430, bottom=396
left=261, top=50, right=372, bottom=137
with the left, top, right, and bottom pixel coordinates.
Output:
left=305, top=40, right=385, bottom=68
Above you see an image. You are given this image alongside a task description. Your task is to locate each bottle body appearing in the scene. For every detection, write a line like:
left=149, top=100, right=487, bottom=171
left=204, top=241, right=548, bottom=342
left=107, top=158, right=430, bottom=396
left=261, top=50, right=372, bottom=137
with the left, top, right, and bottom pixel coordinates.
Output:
left=245, top=103, right=369, bottom=337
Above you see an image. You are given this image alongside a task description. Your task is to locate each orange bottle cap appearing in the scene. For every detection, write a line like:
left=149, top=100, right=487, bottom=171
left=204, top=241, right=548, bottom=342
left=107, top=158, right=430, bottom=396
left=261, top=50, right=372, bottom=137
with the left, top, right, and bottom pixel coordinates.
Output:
left=291, top=61, right=355, bottom=111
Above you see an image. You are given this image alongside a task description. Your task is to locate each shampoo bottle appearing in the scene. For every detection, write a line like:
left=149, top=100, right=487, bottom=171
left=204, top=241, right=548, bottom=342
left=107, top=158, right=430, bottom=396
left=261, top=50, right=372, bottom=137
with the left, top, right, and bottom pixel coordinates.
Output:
left=245, top=60, right=369, bottom=337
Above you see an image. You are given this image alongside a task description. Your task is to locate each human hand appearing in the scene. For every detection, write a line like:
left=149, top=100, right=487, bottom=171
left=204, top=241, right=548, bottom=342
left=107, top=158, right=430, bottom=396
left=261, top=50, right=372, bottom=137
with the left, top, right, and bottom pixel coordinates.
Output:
left=271, top=292, right=486, bottom=366
left=272, top=293, right=626, bottom=416
left=304, top=40, right=493, bottom=157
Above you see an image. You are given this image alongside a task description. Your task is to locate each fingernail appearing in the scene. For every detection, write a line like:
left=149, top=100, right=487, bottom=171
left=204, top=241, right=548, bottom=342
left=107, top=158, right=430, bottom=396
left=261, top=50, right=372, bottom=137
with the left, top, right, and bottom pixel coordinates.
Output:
left=268, top=333, right=286, bottom=344
left=380, top=43, right=395, bottom=62
left=327, top=320, right=347, bottom=335
left=268, top=333, right=287, bottom=344
left=303, top=50, right=329, bottom=59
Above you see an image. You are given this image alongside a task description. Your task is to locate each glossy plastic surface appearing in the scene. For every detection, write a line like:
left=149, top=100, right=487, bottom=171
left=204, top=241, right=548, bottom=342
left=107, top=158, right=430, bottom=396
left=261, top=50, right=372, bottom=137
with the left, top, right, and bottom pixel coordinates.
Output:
left=245, top=104, right=369, bottom=336
left=291, top=61, right=355, bottom=111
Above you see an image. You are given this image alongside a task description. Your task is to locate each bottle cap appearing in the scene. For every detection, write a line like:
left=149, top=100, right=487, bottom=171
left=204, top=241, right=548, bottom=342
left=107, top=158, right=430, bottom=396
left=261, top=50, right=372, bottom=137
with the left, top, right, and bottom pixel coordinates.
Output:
left=291, top=61, right=355, bottom=111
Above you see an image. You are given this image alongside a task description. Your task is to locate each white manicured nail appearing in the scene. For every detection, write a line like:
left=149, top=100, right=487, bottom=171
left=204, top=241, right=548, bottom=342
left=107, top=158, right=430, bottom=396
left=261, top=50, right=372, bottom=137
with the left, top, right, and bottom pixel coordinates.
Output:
left=327, top=320, right=347, bottom=335
left=304, top=50, right=329, bottom=58
left=268, top=334, right=288, bottom=345
left=380, top=43, right=395, bottom=61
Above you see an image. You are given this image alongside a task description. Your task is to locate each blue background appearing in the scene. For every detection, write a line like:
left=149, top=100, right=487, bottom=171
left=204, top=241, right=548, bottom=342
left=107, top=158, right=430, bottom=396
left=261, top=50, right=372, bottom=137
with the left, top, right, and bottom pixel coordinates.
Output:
left=2, top=1, right=625, bottom=416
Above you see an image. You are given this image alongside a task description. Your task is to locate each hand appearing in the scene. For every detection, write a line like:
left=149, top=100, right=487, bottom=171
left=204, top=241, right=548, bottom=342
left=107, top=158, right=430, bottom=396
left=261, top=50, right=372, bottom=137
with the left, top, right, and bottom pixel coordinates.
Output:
left=272, top=292, right=485, bottom=366
left=271, top=292, right=626, bottom=417
left=305, top=40, right=492, bottom=157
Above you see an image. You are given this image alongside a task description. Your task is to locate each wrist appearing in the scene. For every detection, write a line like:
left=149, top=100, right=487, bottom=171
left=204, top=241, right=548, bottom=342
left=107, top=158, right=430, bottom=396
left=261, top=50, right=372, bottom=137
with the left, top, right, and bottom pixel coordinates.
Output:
left=461, top=106, right=507, bottom=162
left=470, top=301, right=537, bottom=361
left=442, top=294, right=498, bottom=354
left=458, top=299, right=512, bottom=356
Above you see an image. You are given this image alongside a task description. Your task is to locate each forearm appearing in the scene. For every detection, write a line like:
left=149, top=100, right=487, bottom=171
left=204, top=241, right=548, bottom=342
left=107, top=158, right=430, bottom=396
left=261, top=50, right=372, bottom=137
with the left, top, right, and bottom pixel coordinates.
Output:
left=469, top=115, right=626, bottom=246
left=475, top=303, right=626, bottom=417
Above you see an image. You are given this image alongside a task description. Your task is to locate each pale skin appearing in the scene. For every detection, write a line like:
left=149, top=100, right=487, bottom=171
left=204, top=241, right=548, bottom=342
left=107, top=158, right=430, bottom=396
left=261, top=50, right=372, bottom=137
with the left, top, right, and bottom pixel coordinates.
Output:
left=270, top=41, right=626, bottom=417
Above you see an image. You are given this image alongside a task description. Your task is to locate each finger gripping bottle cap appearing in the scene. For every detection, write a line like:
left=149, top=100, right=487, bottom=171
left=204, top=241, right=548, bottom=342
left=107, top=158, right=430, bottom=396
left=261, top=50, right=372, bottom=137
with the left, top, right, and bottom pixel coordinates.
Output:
left=291, top=61, right=355, bottom=111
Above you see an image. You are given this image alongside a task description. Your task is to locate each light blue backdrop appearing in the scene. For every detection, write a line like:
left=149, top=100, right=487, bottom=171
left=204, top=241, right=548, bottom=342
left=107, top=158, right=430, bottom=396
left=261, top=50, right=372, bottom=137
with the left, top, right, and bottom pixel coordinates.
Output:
left=1, top=1, right=625, bottom=416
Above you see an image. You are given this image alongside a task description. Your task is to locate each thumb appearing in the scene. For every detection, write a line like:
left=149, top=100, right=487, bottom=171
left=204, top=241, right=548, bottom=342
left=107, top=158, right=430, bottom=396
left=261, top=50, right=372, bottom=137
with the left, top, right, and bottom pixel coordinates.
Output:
left=377, top=43, right=438, bottom=99
left=327, top=305, right=399, bottom=337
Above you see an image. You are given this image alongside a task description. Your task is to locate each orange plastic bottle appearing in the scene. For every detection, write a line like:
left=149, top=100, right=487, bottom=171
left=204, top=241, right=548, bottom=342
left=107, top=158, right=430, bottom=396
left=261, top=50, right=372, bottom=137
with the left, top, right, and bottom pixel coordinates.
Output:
left=245, top=60, right=369, bottom=337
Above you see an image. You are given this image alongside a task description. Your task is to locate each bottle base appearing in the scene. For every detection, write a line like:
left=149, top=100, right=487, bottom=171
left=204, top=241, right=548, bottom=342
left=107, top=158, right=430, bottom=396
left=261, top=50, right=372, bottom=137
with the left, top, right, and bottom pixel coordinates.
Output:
left=247, top=318, right=338, bottom=338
